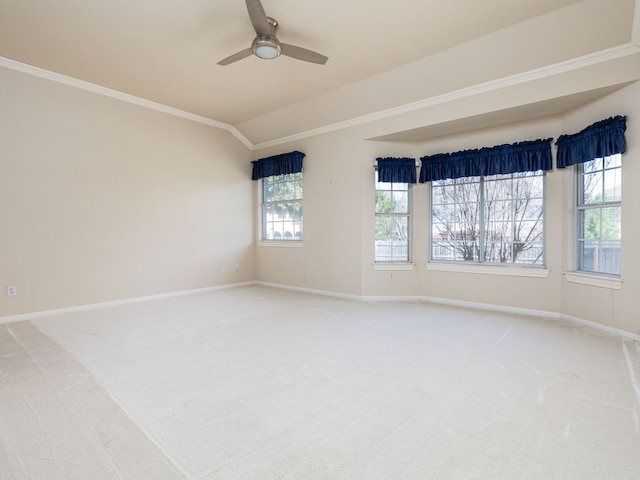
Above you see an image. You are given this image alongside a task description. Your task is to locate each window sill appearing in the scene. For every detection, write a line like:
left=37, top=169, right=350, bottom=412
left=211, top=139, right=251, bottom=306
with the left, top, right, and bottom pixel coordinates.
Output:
left=564, top=272, right=622, bottom=290
left=425, top=262, right=549, bottom=278
left=373, top=263, right=415, bottom=271
left=258, top=241, right=303, bottom=248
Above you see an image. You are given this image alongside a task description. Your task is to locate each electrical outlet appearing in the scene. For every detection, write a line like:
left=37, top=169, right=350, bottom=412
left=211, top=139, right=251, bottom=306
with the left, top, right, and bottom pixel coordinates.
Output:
left=7, top=286, right=16, bottom=296
left=389, top=273, right=395, bottom=281
left=234, top=264, right=239, bottom=272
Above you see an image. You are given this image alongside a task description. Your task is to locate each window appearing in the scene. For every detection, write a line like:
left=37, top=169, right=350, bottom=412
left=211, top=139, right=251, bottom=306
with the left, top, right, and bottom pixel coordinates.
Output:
left=375, top=174, right=410, bottom=262
left=431, top=171, right=544, bottom=265
left=577, top=154, right=621, bottom=275
left=261, top=172, right=303, bottom=241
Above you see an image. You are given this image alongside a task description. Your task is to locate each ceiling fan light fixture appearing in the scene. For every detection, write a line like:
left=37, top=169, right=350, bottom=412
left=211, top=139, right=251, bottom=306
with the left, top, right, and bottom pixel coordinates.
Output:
left=217, top=0, right=327, bottom=66
left=252, top=38, right=281, bottom=60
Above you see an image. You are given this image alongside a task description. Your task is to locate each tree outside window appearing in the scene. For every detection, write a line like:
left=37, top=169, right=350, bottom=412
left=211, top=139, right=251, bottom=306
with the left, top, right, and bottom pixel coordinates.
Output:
left=262, top=172, right=303, bottom=241
left=375, top=176, right=410, bottom=262
left=431, top=171, right=544, bottom=265
left=577, top=154, right=621, bottom=275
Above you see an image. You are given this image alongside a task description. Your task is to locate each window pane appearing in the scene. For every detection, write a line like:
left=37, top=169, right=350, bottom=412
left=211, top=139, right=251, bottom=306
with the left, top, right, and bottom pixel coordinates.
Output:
left=579, top=240, right=621, bottom=275
left=514, top=171, right=544, bottom=198
left=262, top=173, right=302, bottom=241
left=392, top=191, right=409, bottom=213
left=579, top=208, right=599, bottom=240
left=432, top=241, right=455, bottom=262
left=601, top=206, right=621, bottom=240
left=485, top=200, right=512, bottom=223
left=433, top=203, right=479, bottom=232
left=431, top=172, right=543, bottom=266
left=486, top=222, right=513, bottom=241
left=581, top=173, right=603, bottom=204
left=266, top=218, right=285, bottom=240
left=484, top=241, right=513, bottom=263
left=514, top=243, right=544, bottom=265
left=375, top=179, right=391, bottom=191
left=264, top=173, right=302, bottom=202
left=513, top=220, right=544, bottom=265
left=376, top=185, right=409, bottom=214
left=483, top=172, right=544, bottom=265
left=576, top=154, right=621, bottom=275
left=375, top=215, right=409, bottom=262
left=455, top=242, right=479, bottom=262
left=431, top=177, right=481, bottom=263
left=599, top=241, right=621, bottom=275
left=583, top=158, right=602, bottom=173
left=431, top=185, right=446, bottom=206
left=375, top=216, right=408, bottom=241
left=455, top=179, right=480, bottom=204
left=604, top=154, right=621, bottom=169
left=519, top=198, right=544, bottom=220
left=603, top=168, right=621, bottom=202
left=375, top=173, right=411, bottom=262
left=375, top=190, right=392, bottom=213
left=484, top=220, right=513, bottom=263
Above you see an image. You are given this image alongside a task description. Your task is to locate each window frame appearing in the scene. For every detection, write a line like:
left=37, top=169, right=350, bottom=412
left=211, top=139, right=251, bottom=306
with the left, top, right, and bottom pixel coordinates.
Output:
left=429, top=171, right=546, bottom=268
left=374, top=172, right=412, bottom=264
left=575, top=154, right=622, bottom=277
left=258, top=171, right=303, bottom=244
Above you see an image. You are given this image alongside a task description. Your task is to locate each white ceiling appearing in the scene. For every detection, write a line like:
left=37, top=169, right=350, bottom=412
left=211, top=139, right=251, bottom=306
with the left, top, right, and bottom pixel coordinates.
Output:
left=0, top=0, right=638, bottom=146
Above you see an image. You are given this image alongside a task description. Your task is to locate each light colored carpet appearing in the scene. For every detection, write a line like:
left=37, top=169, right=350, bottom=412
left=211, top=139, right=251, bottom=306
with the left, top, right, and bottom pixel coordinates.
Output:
left=1, top=285, right=639, bottom=479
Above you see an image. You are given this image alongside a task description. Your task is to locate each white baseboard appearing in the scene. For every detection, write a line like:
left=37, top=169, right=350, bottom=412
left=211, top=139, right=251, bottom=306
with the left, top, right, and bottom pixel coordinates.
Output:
left=421, top=294, right=640, bottom=342
left=3, top=280, right=638, bottom=343
left=258, top=282, right=640, bottom=343
left=254, top=281, right=362, bottom=301
left=0, top=282, right=255, bottom=324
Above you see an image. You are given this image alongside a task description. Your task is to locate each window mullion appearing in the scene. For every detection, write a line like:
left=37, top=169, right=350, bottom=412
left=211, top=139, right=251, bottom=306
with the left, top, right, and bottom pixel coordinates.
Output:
left=511, top=175, right=515, bottom=263
left=479, top=176, right=485, bottom=263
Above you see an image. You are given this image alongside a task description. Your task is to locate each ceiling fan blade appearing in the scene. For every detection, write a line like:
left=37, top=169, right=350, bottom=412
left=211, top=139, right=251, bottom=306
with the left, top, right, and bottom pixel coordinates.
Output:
left=217, top=48, right=253, bottom=66
left=245, top=0, right=271, bottom=37
left=280, top=44, right=328, bottom=65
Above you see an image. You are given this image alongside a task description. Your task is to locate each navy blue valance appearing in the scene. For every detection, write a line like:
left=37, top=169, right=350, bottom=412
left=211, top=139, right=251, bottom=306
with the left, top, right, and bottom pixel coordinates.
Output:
left=419, top=138, right=553, bottom=183
left=251, top=151, right=305, bottom=180
left=556, top=115, right=626, bottom=169
left=376, top=157, right=417, bottom=184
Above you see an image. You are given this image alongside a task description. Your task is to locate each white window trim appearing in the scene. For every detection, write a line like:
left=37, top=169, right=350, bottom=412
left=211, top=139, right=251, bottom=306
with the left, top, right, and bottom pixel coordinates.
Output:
left=565, top=166, right=579, bottom=272
left=257, top=173, right=303, bottom=243
left=564, top=271, right=622, bottom=290
left=374, top=172, right=412, bottom=263
left=373, top=263, right=415, bottom=271
left=426, top=261, right=549, bottom=278
left=258, top=240, right=303, bottom=248
left=573, top=155, right=622, bottom=277
left=429, top=172, right=547, bottom=268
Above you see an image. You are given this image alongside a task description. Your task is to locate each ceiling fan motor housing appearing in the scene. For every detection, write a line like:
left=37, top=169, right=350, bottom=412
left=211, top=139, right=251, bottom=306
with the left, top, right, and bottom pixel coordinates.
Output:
left=218, top=3, right=327, bottom=66
left=251, top=17, right=281, bottom=60
left=252, top=36, right=281, bottom=59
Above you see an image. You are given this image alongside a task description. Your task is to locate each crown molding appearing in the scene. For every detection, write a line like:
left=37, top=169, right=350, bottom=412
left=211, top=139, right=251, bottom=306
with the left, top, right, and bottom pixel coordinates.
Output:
left=0, top=56, right=253, bottom=149
left=2, top=41, right=639, bottom=152
left=251, top=42, right=640, bottom=150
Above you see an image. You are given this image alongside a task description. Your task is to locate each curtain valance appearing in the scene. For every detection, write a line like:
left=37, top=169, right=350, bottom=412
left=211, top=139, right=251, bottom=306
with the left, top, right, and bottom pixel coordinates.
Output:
left=556, top=115, right=626, bottom=169
left=251, top=151, right=305, bottom=180
left=376, top=157, right=417, bottom=184
left=419, top=138, right=553, bottom=183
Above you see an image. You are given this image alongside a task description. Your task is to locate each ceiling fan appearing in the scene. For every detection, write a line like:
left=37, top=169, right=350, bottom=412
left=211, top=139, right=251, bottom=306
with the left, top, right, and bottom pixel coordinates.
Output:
left=218, top=0, right=328, bottom=66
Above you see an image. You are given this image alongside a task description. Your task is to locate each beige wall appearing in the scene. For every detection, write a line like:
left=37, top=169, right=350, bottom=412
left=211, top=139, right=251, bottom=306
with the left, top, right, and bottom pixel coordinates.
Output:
left=560, top=81, right=640, bottom=334
left=0, top=66, right=254, bottom=317
left=1, top=58, right=638, bottom=337
left=255, top=132, right=369, bottom=295
left=255, top=81, right=640, bottom=336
